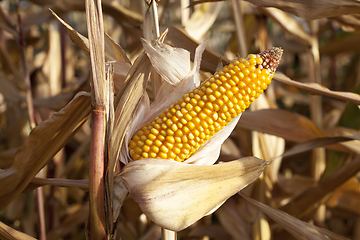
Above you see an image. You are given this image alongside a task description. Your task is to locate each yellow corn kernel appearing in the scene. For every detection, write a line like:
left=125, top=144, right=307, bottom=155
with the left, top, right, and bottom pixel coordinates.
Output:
left=129, top=47, right=282, bottom=162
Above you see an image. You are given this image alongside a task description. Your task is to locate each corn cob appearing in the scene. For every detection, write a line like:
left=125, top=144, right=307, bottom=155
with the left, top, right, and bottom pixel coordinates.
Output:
left=129, top=47, right=283, bottom=162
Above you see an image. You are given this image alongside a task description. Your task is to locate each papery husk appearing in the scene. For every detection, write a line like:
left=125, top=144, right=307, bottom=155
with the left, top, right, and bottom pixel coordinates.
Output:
left=141, top=38, right=190, bottom=86
left=120, top=157, right=268, bottom=231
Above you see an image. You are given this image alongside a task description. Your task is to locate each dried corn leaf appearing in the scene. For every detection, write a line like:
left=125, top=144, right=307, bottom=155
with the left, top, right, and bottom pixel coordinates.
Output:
left=280, top=156, right=360, bottom=219
left=216, top=198, right=251, bottom=240
left=33, top=0, right=143, bottom=26
left=46, top=204, right=89, bottom=240
left=120, top=157, right=268, bottom=231
left=51, top=9, right=129, bottom=63
left=252, top=95, right=285, bottom=183
left=110, top=52, right=151, bottom=220
left=0, top=149, right=16, bottom=169
left=280, top=133, right=360, bottom=159
left=184, top=2, right=223, bottom=41
left=245, top=0, right=360, bottom=20
left=320, top=33, right=360, bottom=55
left=0, top=221, right=36, bottom=240
left=42, top=21, right=62, bottom=96
left=261, top=7, right=313, bottom=46
left=0, top=5, right=18, bottom=39
left=241, top=193, right=350, bottom=240
left=0, top=92, right=91, bottom=210
left=50, top=9, right=90, bottom=59
left=332, top=14, right=360, bottom=31
left=166, top=26, right=229, bottom=73
left=104, top=32, right=131, bottom=63
left=111, top=61, right=132, bottom=93
left=239, top=109, right=327, bottom=143
left=274, top=73, right=360, bottom=105
left=326, top=178, right=360, bottom=215
left=0, top=73, right=23, bottom=102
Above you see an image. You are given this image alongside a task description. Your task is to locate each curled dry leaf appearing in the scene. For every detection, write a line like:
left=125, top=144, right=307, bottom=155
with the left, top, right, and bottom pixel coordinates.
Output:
left=274, top=73, right=360, bottom=105
left=239, top=108, right=327, bottom=143
left=326, top=178, right=360, bottom=215
left=281, top=133, right=360, bottom=159
left=51, top=9, right=130, bottom=63
left=245, top=0, right=360, bottom=20
left=119, top=157, right=268, bottom=231
left=0, top=92, right=91, bottom=210
left=332, top=14, right=360, bottom=31
left=46, top=204, right=89, bottom=240
left=184, top=1, right=223, bottom=41
left=320, top=33, right=360, bottom=55
left=215, top=198, right=251, bottom=240
left=166, top=26, right=229, bottom=72
left=0, top=221, right=36, bottom=240
left=280, top=156, right=360, bottom=219
left=261, top=7, right=313, bottom=47
left=241, top=193, right=350, bottom=240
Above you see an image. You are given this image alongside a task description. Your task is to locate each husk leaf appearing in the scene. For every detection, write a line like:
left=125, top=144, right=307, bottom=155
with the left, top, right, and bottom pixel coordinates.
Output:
left=120, top=157, right=268, bottom=231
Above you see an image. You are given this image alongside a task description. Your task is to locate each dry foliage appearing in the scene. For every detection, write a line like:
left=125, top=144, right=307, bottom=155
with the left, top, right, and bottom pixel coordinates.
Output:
left=1, top=0, right=360, bottom=239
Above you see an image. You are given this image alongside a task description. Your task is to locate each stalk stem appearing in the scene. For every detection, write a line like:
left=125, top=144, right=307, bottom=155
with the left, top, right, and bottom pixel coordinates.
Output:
left=89, top=107, right=107, bottom=239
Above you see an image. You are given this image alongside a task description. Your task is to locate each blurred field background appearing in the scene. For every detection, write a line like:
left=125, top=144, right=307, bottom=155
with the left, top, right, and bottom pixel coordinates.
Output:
left=1, top=0, right=360, bottom=239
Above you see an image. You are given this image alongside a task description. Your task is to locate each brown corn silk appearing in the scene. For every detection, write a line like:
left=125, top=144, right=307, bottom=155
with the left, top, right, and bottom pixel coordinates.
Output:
left=129, top=47, right=283, bottom=162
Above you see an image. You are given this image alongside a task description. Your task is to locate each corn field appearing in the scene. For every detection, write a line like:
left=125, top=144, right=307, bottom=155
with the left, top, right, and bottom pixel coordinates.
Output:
left=1, top=0, right=360, bottom=239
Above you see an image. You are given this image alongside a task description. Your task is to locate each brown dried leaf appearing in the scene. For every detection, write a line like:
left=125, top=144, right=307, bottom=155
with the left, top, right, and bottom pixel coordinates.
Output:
left=216, top=198, right=251, bottom=240
left=46, top=204, right=89, bottom=240
left=120, top=157, right=268, bottom=231
left=42, top=22, right=62, bottom=96
left=261, top=7, right=313, bottom=46
left=245, top=0, right=360, bottom=20
left=281, top=133, right=360, bottom=159
left=0, top=73, right=23, bottom=102
left=104, top=32, right=131, bottom=63
left=184, top=2, right=223, bottom=41
left=0, top=149, right=16, bottom=169
left=239, top=109, right=327, bottom=143
left=166, top=26, right=229, bottom=73
left=51, top=9, right=129, bottom=63
left=33, top=0, right=143, bottom=26
left=0, top=5, right=18, bottom=39
left=320, top=33, right=360, bottom=55
left=332, top=14, right=360, bottom=31
left=0, top=221, right=36, bottom=240
left=326, top=178, right=360, bottom=215
left=280, top=156, right=360, bottom=219
left=0, top=92, right=91, bottom=210
left=274, top=73, right=360, bottom=105
left=241, top=193, right=350, bottom=240
left=50, top=9, right=90, bottom=59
